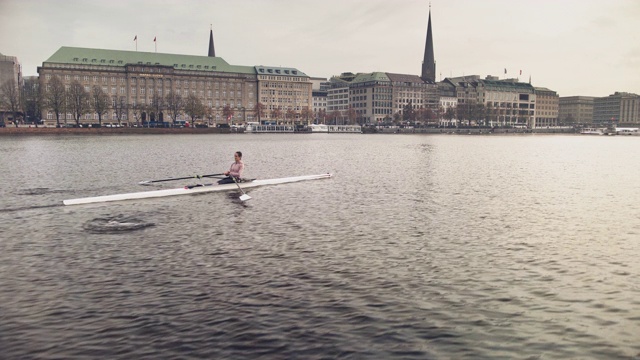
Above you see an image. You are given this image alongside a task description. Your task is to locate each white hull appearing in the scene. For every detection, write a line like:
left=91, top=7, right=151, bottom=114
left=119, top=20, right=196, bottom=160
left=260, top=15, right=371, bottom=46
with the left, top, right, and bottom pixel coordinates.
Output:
left=328, top=125, right=362, bottom=133
left=245, top=124, right=295, bottom=133
left=63, top=173, right=332, bottom=205
left=580, top=128, right=606, bottom=135
left=310, top=124, right=329, bottom=132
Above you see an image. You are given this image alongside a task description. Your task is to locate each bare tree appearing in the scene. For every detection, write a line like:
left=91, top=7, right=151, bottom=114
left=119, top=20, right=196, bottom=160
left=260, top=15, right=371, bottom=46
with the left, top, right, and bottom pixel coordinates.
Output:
left=67, top=80, right=89, bottom=126
left=286, top=108, right=296, bottom=125
left=270, top=106, right=282, bottom=124
left=329, top=110, right=341, bottom=125
left=165, top=90, right=183, bottom=125
left=300, top=106, right=313, bottom=125
left=149, top=93, right=164, bottom=124
left=346, top=106, right=357, bottom=125
left=91, top=85, right=110, bottom=126
left=254, top=102, right=266, bottom=124
left=317, top=109, right=327, bottom=124
left=44, top=75, right=66, bottom=127
left=130, top=102, right=143, bottom=127
left=22, top=78, right=42, bottom=127
left=113, top=96, right=127, bottom=126
left=184, top=93, right=205, bottom=124
left=0, top=79, right=21, bottom=127
left=222, top=104, right=234, bottom=124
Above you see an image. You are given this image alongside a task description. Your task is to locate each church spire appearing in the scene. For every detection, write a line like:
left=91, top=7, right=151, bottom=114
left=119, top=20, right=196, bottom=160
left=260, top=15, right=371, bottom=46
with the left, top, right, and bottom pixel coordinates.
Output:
left=421, top=5, right=436, bottom=82
left=208, top=25, right=216, bottom=57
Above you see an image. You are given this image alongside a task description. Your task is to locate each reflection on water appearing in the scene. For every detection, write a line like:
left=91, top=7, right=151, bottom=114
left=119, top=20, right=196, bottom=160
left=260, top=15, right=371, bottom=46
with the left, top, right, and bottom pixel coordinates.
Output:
left=0, top=134, right=639, bottom=359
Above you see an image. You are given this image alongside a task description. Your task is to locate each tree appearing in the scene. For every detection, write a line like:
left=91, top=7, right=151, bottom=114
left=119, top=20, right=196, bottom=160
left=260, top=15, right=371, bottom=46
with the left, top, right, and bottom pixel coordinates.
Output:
left=286, top=108, right=296, bottom=124
left=222, top=104, right=234, bottom=124
left=393, top=111, right=402, bottom=125
left=329, top=109, right=341, bottom=125
left=254, top=102, right=266, bottom=124
left=113, top=96, right=127, bottom=126
left=45, top=75, right=66, bottom=128
left=165, top=90, right=183, bottom=125
left=402, top=100, right=415, bottom=122
left=91, top=85, right=110, bottom=126
left=22, top=78, right=42, bottom=127
left=0, top=79, right=21, bottom=127
left=271, top=106, right=282, bottom=123
left=184, top=93, right=205, bottom=123
left=346, top=106, right=357, bottom=125
left=300, top=106, right=313, bottom=125
left=130, top=102, right=144, bottom=127
left=149, top=93, right=164, bottom=123
left=444, top=107, right=456, bottom=127
left=317, top=108, right=327, bottom=124
left=66, top=80, right=89, bottom=126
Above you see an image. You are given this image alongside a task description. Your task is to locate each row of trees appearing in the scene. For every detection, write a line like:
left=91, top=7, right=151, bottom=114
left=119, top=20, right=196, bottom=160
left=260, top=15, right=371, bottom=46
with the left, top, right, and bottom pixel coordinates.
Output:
left=0, top=75, right=246, bottom=128
left=2, top=76, right=532, bottom=129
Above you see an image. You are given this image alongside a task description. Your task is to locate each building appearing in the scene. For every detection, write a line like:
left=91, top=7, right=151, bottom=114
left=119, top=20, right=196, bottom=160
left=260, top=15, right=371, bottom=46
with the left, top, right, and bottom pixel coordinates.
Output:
left=558, top=96, right=594, bottom=125
left=0, top=53, right=22, bottom=123
left=319, top=6, right=438, bottom=126
left=441, top=75, right=537, bottom=127
left=38, top=41, right=311, bottom=126
left=533, top=87, right=559, bottom=127
left=256, top=65, right=312, bottom=124
left=593, top=92, right=640, bottom=126
left=312, top=89, right=327, bottom=123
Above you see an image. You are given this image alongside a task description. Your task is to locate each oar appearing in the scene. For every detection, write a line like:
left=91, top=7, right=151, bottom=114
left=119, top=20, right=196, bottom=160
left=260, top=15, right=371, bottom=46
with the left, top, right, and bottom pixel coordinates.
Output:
left=138, top=173, right=224, bottom=185
left=232, top=177, right=252, bottom=201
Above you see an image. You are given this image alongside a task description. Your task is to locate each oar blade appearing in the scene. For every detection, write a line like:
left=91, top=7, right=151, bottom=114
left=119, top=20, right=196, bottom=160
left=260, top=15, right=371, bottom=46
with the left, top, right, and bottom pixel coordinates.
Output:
left=239, top=194, right=252, bottom=202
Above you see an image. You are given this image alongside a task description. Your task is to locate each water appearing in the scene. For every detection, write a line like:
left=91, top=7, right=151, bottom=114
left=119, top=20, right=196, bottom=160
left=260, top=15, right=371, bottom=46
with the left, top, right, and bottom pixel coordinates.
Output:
left=1, top=133, right=639, bottom=359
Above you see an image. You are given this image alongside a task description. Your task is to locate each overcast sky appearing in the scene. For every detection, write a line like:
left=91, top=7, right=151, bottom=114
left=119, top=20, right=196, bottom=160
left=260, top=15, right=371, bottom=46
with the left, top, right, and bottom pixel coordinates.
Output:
left=1, top=0, right=638, bottom=97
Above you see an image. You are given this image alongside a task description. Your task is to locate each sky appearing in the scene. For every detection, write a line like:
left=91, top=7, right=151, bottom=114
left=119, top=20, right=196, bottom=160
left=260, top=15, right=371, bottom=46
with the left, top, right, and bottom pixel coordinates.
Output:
left=1, top=0, right=639, bottom=97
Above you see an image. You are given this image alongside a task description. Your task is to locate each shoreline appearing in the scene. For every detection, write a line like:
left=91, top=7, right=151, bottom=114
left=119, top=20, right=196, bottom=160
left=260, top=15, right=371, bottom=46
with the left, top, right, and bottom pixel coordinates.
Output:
left=0, top=126, right=577, bottom=136
left=0, top=127, right=234, bottom=136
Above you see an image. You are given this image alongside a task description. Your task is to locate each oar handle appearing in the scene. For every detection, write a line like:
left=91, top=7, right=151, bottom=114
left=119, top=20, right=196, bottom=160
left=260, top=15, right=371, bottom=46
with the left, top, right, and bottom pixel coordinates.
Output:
left=138, top=173, right=224, bottom=185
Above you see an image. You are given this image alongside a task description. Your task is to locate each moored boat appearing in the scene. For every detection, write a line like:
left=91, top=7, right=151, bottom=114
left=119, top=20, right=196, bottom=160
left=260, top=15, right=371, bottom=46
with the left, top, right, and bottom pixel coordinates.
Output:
left=245, top=124, right=295, bottom=133
left=580, top=127, right=607, bottom=135
left=309, top=124, right=329, bottom=132
left=328, top=125, right=362, bottom=133
left=616, top=127, right=640, bottom=136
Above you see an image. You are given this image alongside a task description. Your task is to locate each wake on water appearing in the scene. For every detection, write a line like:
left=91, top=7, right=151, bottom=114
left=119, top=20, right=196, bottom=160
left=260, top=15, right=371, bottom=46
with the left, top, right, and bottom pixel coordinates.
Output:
left=82, top=215, right=155, bottom=234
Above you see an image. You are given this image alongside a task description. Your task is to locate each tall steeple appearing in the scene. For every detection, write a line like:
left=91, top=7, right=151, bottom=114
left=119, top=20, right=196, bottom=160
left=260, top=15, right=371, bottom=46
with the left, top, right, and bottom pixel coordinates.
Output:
left=421, top=5, right=436, bottom=82
left=208, top=25, right=216, bottom=57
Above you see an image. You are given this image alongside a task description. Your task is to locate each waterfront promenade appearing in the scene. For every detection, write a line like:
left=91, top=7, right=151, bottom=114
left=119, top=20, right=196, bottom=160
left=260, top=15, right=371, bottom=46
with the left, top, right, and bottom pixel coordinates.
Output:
left=0, top=126, right=576, bottom=136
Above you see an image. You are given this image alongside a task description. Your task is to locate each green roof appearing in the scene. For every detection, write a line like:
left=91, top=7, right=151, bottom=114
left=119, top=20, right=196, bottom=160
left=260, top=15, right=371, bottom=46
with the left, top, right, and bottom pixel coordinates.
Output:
left=44, top=46, right=256, bottom=75
left=351, top=72, right=390, bottom=83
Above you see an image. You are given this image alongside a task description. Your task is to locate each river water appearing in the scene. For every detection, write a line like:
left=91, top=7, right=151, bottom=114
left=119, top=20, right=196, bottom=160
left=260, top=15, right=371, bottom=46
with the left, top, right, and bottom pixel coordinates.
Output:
left=0, top=133, right=638, bottom=360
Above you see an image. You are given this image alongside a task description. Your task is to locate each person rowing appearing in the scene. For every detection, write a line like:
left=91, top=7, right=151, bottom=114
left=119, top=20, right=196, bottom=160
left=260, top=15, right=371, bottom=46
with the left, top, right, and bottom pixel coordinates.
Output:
left=218, top=151, right=244, bottom=184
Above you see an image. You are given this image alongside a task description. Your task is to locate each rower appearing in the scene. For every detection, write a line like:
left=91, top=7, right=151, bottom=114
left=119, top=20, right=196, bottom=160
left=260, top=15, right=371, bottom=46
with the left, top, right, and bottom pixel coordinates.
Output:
left=218, top=151, right=244, bottom=184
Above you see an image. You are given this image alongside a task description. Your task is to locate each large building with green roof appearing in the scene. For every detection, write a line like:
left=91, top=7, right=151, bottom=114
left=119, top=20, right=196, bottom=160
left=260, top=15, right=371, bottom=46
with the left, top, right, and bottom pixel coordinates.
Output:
left=38, top=46, right=312, bottom=126
left=325, top=71, right=438, bottom=125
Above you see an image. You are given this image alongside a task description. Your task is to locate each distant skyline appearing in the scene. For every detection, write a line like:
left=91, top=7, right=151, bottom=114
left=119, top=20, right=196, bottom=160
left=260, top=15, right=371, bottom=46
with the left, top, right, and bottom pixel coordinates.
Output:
left=1, top=0, right=638, bottom=97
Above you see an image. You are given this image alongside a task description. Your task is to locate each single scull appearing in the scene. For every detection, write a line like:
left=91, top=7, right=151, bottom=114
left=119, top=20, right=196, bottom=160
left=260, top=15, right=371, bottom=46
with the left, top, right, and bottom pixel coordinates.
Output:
left=63, top=173, right=332, bottom=205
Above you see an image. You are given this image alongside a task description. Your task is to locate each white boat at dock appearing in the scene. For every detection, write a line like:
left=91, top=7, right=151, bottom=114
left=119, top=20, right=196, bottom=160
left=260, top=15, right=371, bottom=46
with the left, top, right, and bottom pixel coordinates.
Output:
left=328, top=125, right=362, bottom=133
left=616, top=127, right=640, bottom=136
left=309, top=124, right=329, bottom=132
left=580, top=128, right=607, bottom=135
left=245, top=123, right=295, bottom=133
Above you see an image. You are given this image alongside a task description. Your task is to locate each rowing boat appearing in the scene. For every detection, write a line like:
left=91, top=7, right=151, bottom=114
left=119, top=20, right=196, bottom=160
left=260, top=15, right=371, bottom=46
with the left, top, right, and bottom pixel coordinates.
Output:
left=63, top=173, right=332, bottom=205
